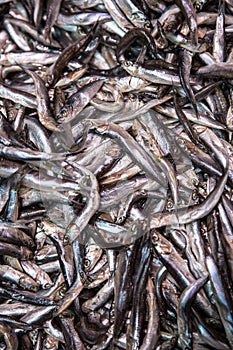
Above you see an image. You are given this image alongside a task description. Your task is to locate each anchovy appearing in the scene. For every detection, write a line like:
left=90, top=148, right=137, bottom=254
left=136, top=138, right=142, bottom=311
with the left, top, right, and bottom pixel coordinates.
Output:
left=150, top=164, right=228, bottom=227
left=57, top=12, right=111, bottom=26
left=6, top=17, right=60, bottom=48
left=175, top=0, right=198, bottom=45
left=0, top=322, right=18, bottom=350
left=206, top=255, right=233, bottom=348
left=22, top=67, right=60, bottom=131
left=116, top=28, right=156, bottom=63
left=151, top=230, right=217, bottom=320
left=103, top=0, right=132, bottom=31
left=4, top=18, right=32, bottom=51
left=173, top=94, right=200, bottom=144
left=57, top=80, right=104, bottom=124
left=43, top=0, right=63, bottom=39
left=0, top=286, right=55, bottom=306
left=115, top=0, right=150, bottom=28
left=50, top=31, right=94, bottom=86
left=0, top=52, right=59, bottom=66
left=0, top=226, right=34, bottom=247
left=177, top=275, right=208, bottom=349
left=139, top=276, right=160, bottom=349
left=127, top=238, right=151, bottom=350
left=196, top=63, right=233, bottom=78
left=0, top=264, right=39, bottom=291
left=178, top=49, right=198, bottom=114
left=20, top=260, right=53, bottom=289
left=213, top=1, right=225, bottom=62
left=1, top=0, right=233, bottom=348
left=121, top=60, right=201, bottom=86
left=0, top=81, right=36, bottom=108
left=85, top=119, right=165, bottom=185
left=59, top=312, right=85, bottom=350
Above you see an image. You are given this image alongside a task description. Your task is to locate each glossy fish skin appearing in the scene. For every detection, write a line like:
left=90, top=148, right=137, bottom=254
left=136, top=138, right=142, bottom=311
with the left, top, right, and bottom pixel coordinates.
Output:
left=43, top=0, right=63, bottom=40
left=57, top=80, right=104, bottom=125
left=50, top=31, right=94, bottom=86
left=213, top=1, right=225, bottom=63
left=0, top=144, right=66, bottom=161
left=82, top=278, right=114, bottom=313
left=103, top=0, right=133, bottom=31
left=178, top=49, right=197, bottom=115
left=196, top=63, right=233, bottom=78
left=151, top=230, right=217, bottom=320
left=177, top=275, right=208, bottom=349
left=127, top=238, right=151, bottom=350
left=115, top=0, right=150, bottom=28
left=173, top=94, right=199, bottom=144
left=206, top=255, right=233, bottom=348
left=6, top=17, right=60, bottom=49
left=5, top=166, right=27, bottom=222
left=86, top=119, right=165, bottom=185
left=0, top=322, right=19, bottom=350
left=121, top=60, right=201, bottom=86
left=57, top=12, right=111, bottom=26
left=0, top=264, right=39, bottom=291
left=113, top=243, right=138, bottom=340
left=22, top=116, right=53, bottom=153
left=151, top=171, right=228, bottom=227
left=139, top=276, right=160, bottom=349
left=48, top=233, right=74, bottom=288
left=64, top=161, right=100, bottom=244
left=4, top=18, right=32, bottom=52
left=0, top=226, right=34, bottom=247
left=22, top=67, right=60, bottom=132
left=59, top=312, right=85, bottom=350
left=20, top=260, right=53, bottom=289
left=0, top=52, right=59, bottom=66
left=1, top=0, right=233, bottom=349
left=0, top=81, right=37, bottom=108
left=175, top=0, right=198, bottom=46
left=0, top=242, right=33, bottom=260
left=116, top=28, right=157, bottom=63
left=0, top=286, right=55, bottom=306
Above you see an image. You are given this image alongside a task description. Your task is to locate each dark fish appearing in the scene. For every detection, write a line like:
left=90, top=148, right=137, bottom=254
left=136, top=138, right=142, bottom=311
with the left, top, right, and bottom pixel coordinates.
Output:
left=0, top=0, right=233, bottom=349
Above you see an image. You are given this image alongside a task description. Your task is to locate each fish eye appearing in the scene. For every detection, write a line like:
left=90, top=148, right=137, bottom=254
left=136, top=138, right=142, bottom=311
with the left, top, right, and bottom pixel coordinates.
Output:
left=61, top=110, right=67, bottom=118
left=144, top=22, right=151, bottom=30
left=43, top=282, right=51, bottom=289
left=58, top=290, right=65, bottom=298
left=30, top=285, right=39, bottom=292
left=151, top=232, right=159, bottom=244
left=84, top=259, right=91, bottom=268
left=192, top=190, right=198, bottom=201
left=129, top=93, right=137, bottom=101
left=124, top=61, right=133, bottom=67
left=166, top=199, right=174, bottom=210
left=63, top=235, right=70, bottom=245
left=178, top=138, right=186, bottom=146
left=191, top=178, right=198, bottom=186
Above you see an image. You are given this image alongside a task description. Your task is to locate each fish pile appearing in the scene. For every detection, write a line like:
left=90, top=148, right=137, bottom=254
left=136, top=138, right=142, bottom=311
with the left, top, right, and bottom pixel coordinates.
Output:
left=0, top=0, right=233, bottom=349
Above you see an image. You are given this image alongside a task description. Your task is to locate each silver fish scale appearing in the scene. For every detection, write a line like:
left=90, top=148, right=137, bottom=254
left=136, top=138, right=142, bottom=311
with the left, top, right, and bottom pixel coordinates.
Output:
left=0, top=0, right=232, bottom=349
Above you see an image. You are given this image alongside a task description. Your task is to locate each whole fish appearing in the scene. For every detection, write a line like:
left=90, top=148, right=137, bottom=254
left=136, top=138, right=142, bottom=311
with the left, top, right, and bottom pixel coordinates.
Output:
left=0, top=0, right=233, bottom=349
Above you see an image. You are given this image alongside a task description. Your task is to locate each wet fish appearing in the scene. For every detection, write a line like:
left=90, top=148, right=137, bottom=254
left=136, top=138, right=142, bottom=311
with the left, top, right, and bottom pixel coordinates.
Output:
left=0, top=1, right=233, bottom=349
